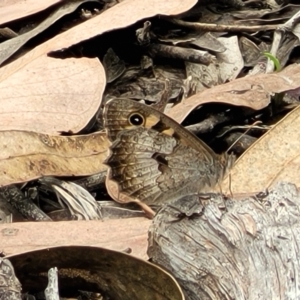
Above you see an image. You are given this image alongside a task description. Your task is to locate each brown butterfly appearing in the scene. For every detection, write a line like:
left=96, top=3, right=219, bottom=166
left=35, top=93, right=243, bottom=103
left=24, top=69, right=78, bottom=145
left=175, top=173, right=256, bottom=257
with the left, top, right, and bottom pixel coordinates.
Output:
left=103, top=98, right=235, bottom=215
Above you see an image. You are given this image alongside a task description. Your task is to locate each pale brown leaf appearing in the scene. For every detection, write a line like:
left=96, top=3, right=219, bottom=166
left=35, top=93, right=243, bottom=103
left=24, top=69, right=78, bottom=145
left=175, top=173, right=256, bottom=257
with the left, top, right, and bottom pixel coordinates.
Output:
left=0, top=130, right=109, bottom=187
left=0, top=0, right=196, bottom=134
left=0, top=0, right=61, bottom=25
left=0, top=0, right=197, bottom=71
left=0, top=0, right=99, bottom=66
left=0, top=56, right=104, bottom=134
left=169, top=63, right=300, bottom=123
left=222, top=104, right=300, bottom=194
left=1, top=218, right=151, bottom=259
left=49, top=0, right=197, bottom=52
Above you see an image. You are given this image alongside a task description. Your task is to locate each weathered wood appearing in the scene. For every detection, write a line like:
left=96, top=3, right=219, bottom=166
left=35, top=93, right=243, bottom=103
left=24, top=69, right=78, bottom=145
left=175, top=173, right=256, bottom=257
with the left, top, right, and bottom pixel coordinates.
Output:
left=148, top=182, right=300, bottom=299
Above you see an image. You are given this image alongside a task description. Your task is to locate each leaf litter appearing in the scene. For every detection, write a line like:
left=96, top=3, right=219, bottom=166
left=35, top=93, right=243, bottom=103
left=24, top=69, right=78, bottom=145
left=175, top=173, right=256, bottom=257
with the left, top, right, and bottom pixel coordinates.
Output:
left=2, top=2, right=300, bottom=294
left=0, top=0, right=101, bottom=66
left=0, top=1, right=300, bottom=215
left=0, top=0, right=202, bottom=274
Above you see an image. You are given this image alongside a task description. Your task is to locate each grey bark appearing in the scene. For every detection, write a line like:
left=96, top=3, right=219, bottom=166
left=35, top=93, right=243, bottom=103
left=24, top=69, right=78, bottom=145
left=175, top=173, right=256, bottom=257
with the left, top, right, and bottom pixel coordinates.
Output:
left=148, top=182, right=300, bottom=300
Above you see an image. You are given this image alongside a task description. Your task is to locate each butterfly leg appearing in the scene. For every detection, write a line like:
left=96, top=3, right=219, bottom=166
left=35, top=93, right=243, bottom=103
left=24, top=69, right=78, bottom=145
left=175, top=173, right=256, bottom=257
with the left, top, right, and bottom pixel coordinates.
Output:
left=136, top=202, right=156, bottom=219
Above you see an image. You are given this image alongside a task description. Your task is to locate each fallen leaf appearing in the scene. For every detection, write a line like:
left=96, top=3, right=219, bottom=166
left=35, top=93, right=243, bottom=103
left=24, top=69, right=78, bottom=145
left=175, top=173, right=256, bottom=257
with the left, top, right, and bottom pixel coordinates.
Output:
left=0, top=0, right=61, bottom=25
left=1, top=218, right=150, bottom=259
left=0, top=0, right=196, bottom=134
left=0, top=0, right=100, bottom=66
left=232, top=4, right=300, bottom=23
left=1, top=0, right=197, bottom=67
left=7, top=245, right=184, bottom=299
left=0, top=130, right=109, bottom=187
left=0, top=56, right=104, bottom=134
left=168, top=63, right=300, bottom=123
left=49, top=0, right=198, bottom=52
left=222, top=104, right=300, bottom=194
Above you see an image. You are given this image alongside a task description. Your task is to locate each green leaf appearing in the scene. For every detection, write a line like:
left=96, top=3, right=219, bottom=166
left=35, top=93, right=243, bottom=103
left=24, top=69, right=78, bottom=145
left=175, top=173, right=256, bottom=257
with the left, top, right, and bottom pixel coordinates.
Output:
left=263, top=52, right=281, bottom=71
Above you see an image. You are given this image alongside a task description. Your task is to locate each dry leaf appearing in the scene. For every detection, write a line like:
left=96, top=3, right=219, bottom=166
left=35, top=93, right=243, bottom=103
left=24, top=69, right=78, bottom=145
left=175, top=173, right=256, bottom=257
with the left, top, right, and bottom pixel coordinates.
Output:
left=1, top=218, right=150, bottom=259
left=222, top=104, right=300, bottom=194
left=0, top=0, right=197, bottom=71
left=0, top=0, right=100, bottom=65
left=169, top=63, right=300, bottom=123
left=0, top=0, right=196, bottom=134
left=7, top=245, right=184, bottom=299
left=0, top=56, right=104, bottom=134
left=0, top=0, right=61, bottom=25
left=0, top=130, right=109, bottom=187
left=49, top=0, right=198, bottom=52
left=40, top=177, right=102, bottom=220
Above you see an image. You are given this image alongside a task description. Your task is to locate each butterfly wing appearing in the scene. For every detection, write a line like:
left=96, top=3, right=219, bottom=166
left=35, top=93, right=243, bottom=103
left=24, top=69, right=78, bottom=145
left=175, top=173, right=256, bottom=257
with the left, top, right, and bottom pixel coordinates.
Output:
left=103, top=98, right=214, bottom=154
left=103, top=98, right=233, bottom=206
left=105, top=126, right=220, bottom=205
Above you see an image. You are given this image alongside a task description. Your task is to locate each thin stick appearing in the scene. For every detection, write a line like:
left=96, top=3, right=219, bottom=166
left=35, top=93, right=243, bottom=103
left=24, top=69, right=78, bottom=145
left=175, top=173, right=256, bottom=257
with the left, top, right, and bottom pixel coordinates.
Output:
left=165, top=18, right=278, bottom=33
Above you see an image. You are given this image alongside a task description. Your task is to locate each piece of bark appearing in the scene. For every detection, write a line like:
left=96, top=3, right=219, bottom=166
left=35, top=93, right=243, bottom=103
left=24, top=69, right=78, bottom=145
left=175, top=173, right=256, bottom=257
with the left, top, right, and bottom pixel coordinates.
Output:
left=148, top=44, right=215, bottom=65
left=44, top=267, right=59, bottom=300
left=184, top=112, right=230, bottom=135
left=0, top=258, right=22, bottom=300
left=0, top=185, right=51, bottom=221
left=1, top=218, right=151, bottom=259
left=148, top=182, right=300, bottom=299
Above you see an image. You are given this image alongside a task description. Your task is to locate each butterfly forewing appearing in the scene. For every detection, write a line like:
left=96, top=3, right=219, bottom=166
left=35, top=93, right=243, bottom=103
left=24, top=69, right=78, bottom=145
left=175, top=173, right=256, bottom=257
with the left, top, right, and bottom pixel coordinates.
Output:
left=103, top=98, right=234, bottom=206
left=104, top=98, right=214, bottom=154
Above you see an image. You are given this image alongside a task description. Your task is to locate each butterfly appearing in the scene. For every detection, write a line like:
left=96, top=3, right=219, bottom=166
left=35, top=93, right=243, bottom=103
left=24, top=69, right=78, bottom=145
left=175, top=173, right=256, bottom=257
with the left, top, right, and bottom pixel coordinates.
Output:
left=103, top=98, right=235, bottom=215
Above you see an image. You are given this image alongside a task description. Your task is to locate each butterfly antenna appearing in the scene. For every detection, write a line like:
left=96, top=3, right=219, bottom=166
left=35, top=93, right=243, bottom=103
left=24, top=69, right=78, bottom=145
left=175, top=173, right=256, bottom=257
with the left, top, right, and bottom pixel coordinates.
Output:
left=224, top=121, right=262, bottom=198
left=226, top=121, right=262, bottom=153
left=217, top=181, right=223, bottom=195
left=228, top=173, right=233, bottom=198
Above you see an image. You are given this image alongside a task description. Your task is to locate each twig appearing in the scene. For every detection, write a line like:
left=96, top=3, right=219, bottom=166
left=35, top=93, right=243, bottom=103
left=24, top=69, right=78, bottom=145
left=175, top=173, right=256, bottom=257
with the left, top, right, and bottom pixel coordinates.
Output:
left=164, top=18, right=278, bottom=33
left=148, top=44, right=215, bottom=65
left=185, top=113, right=230, bottom=135
left=0, top=185, right=52, bottom=221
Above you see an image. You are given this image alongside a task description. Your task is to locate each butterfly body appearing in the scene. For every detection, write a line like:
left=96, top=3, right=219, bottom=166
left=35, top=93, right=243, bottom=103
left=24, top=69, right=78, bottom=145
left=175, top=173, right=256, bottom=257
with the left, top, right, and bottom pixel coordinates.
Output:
left=103, top=98, right=234, bottom=207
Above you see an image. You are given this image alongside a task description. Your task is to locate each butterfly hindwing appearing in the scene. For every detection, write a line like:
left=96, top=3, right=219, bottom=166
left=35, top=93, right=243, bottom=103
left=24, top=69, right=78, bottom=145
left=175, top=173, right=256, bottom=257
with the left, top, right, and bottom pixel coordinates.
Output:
left=103, top=98, right=234, bottom=206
